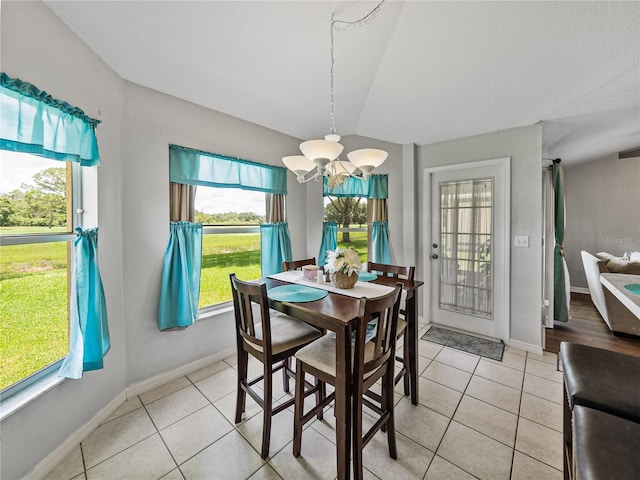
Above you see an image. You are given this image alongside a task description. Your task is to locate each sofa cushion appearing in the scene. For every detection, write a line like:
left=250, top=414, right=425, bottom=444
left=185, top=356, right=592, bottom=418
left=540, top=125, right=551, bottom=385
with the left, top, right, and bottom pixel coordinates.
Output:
left=606, top=257, right=640, bottom=274
left=595, top=252, right=615, bottom=262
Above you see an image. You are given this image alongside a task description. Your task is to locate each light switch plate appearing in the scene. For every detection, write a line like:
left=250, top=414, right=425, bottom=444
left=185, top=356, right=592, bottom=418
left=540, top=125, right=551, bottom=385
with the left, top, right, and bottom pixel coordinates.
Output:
left=514, top=235, right=529, bottom=247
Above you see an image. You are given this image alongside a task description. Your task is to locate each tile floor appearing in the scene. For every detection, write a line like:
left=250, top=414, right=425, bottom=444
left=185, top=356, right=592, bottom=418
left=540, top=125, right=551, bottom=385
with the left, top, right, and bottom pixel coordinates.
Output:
left=45, top=324, right=564, bottom=480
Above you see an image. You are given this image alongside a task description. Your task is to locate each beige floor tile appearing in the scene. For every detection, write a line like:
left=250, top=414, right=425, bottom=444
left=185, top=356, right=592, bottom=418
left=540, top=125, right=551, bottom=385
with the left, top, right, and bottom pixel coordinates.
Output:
left=522, top=374, right=563, bottom=405
left=424, top=456, right=476, bottom=480
left=86, top=434, right=176, bottom=480
left=524, top=358, right=563, bottom=383
left=465, top=375, right=521, bottom=414
left=160, top=468, right=184, bottom=480
left=475, top=359, right=524, bottom=390
left=238, top=407, right=297, bottom=458
left=145, top=385, right=209, bottom=430
left=434, top=347, right=480, bottom=373
left=515, top=417, right=563, bottom=471
left=417, top=355, right=432, bottom=376
left=419, top=340, right=444, bottom=359
left=214, top=386, right=266, bottom=425
left=422, top=361, right=472, bottom=392
left=511, top=451, right=562, bottom=480
left=505, top=346, right=527, bottom=357
left=394, top=399, right=450, bottom=452
left=487, top=351, right=526, bottom=371
left=194, top=366, right=238, bottom=403
left=140, top=377, right=191, bottom=405
left=82, top=408, right=156, bottom=469
left=519, top=392, right=562, bottom=432
left=248, top=464, right=284, bottom=480
left=526, top=351, right=558, bottom=365
left=186, top=360, right=230, bottom=383
left=224, top=354, right=238, bottom=367
left=43, top=445, right=84, bottom=480
left=418, top=377, right=463, bottom=418
left=438, top=421, right=513, bottom=480
left=160, top=404, right=233, bottom=464
left=180, top=431, right=264, bottom=479
left=269, top=427, right=338, bottom=480
left=453, top=395, right=518, bottom=447
left=105, top=397, right=143, bottom=423
left=362, top=431, right=434, bottom=480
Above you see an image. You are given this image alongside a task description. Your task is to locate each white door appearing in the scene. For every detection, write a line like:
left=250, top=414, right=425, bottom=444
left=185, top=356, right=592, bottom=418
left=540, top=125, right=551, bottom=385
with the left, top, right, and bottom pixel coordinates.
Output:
left=425, top=159, right=510, bottom=341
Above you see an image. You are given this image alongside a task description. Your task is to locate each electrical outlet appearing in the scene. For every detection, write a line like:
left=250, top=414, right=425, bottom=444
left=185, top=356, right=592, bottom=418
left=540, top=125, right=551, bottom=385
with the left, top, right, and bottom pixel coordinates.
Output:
left=514, top=235, right=529, bottom=247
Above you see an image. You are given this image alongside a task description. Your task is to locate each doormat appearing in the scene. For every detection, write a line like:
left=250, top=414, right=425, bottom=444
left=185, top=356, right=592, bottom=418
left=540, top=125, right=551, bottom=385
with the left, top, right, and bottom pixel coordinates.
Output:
left=422, top=326, right=505, bottom=361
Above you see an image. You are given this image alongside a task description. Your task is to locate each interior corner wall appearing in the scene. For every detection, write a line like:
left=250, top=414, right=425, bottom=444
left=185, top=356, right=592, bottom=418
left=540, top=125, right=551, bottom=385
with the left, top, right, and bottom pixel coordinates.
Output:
left=564, top=154, right=640, bottom=289
left=417, top=125, right=544, bottom=348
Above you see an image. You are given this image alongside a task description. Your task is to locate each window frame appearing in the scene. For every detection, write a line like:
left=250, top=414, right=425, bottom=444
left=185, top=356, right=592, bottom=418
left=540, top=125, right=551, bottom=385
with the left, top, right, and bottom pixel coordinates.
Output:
left=0, top=159, right=82, bottom=398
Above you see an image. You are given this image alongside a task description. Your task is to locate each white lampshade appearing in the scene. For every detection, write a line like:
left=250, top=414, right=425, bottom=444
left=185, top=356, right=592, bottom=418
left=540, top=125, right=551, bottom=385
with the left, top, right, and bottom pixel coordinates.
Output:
left=346, top=148, right=388, bottom=169
left=283, top=155, right=315, bottom=173
left=299, top=138, right=344, bottom=162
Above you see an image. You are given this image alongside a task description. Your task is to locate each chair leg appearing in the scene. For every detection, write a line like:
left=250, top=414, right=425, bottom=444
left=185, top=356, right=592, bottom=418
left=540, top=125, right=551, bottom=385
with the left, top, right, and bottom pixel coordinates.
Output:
left=353, top=381, right=364, bottom=480
left=315, top=376, right=325, bottom=421
left=293, top=359, right=305, bottom=458
left=402, top=331, right=410, bottom=396
left=235, top=349, right=248, bottom=424
left=283, top=357, right=292, bottom=393
left=384, top=371, right=398, bottom=459
left=261, top=362, right=272, bottom=459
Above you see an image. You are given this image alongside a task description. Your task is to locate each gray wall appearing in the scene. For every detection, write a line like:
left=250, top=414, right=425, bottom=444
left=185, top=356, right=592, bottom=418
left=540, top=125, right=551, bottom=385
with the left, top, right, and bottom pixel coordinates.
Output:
left=564, top=154, right=640, bottom=288
left=417, top=125, right=544, bottom=347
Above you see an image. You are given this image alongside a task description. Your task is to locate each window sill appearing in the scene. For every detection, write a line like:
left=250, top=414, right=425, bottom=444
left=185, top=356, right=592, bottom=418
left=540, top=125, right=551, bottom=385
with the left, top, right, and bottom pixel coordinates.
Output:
left=0, top=373, right=64, bottom=421
left=197, top=303, right=234, bottom=321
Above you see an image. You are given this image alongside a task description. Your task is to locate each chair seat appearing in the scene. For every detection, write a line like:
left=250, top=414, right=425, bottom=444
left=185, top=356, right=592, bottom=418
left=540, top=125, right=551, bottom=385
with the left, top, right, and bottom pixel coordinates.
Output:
left=295, top=334, right=377, bottom=378
left=248, top=314, right=323, bottom=355
left=560, top=343, right=640, bottom=422
left=396, top=317, right=406, bottom=337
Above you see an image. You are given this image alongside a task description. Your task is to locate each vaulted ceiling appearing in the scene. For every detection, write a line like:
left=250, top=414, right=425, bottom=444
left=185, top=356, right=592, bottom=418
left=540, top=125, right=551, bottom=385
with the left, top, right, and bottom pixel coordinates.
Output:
left=44, top=1, right=640, bottom=165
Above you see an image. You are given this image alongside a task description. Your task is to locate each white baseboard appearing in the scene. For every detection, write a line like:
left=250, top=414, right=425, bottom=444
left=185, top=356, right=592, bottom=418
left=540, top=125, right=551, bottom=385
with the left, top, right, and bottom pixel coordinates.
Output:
left=24, top=390, right=127, bottom=480
left=126, top=347, right=235, bottom=398
left=507, top=338, right=543, bottom=355
left=27, top=348, right=236, bottom=479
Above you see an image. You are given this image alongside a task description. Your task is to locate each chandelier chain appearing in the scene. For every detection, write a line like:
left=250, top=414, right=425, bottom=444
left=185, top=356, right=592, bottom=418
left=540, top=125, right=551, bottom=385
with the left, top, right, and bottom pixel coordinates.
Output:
left=328, top=0, right=386, bottom=135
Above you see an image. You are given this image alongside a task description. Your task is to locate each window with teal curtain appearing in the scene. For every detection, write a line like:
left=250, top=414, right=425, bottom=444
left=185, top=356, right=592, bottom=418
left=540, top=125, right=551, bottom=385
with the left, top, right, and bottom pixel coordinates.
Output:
left=318, top=221, right=338, bottom=266
left=371, top=221, right=392, bottom=264
left=58, top=228, right=110, bottom=379
left=322, top=174, right=387, bottom=199
left=0, top=73, right=101, bottom=165
left=158, top=222, right=203, bottom=330
left=260, top=223, right=293, bottom=277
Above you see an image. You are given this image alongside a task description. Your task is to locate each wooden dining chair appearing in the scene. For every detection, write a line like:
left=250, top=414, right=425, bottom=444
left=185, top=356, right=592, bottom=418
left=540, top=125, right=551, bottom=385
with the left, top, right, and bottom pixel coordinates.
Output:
left=367, top=262, right=415, bottom=396
left=282, top=257, right=317, bottom=271
left=229, top=273, right=323, bottom=458
left=292, top=284, right=403, bottom=479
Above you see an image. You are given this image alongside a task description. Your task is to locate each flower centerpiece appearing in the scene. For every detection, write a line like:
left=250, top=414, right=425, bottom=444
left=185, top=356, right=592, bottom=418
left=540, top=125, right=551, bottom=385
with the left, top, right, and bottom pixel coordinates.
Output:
left=325, top=247, right=362, bottom=289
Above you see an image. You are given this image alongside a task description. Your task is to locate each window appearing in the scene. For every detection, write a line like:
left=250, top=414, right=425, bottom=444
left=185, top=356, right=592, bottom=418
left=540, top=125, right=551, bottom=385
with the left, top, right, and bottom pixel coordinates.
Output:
left=196, top=186, right=265, bottom=308
left=0, top=150, right=80, bottom=392
left=323, top=196, right=368, bottom=263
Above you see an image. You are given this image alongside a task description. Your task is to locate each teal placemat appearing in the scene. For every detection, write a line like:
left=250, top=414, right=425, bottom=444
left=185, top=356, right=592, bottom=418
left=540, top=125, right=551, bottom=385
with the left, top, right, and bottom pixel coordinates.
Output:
left=624, top=283, right=640, bottom=295
left=268, top=284, right=328, bottom=302
left=358, top=271, right=378, bottom=282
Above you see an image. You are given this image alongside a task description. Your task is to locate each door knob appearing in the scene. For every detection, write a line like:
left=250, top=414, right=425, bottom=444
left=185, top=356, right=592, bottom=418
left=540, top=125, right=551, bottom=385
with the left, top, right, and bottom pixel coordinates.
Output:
left=431, top=254, right=438, bottom=259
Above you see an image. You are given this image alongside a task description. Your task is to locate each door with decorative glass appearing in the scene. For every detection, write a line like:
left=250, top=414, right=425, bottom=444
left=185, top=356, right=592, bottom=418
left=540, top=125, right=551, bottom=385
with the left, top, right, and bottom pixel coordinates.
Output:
left=426, top=159, right=510, bottom=340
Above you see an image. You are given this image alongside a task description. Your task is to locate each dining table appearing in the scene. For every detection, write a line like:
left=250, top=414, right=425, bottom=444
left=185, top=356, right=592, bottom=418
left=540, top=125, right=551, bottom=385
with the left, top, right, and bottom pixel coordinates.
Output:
left=263, top=271, right=424, bottom=480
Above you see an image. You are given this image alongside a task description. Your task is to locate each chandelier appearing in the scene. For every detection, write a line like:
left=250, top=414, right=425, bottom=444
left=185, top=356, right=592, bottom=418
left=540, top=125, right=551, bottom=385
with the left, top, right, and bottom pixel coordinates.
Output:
left=282, top=1, right=388, bottom=188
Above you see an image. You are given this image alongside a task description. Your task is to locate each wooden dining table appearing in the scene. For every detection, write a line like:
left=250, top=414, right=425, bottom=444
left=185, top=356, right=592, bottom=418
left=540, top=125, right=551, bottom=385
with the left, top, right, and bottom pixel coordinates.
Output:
left=263, top=274, right=424, bottom=480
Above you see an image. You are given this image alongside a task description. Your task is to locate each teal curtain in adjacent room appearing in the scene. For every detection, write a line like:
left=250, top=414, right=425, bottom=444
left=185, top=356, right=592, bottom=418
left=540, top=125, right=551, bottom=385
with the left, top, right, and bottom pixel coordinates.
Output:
left=371, top=221, right=391, bottom=264
left=0, top=73, right=101, bottom=165
left=552, top=162, right=570, bottom=322
left=158, top=222, right=203, bottom=330
left=58, top=228, right=110, bottom=379
left=169, top=144, right=287, bottom=194
left=322, top=174, right=388, bottom=199
left=318, top=221, right=338, bottom=266
left=260, top=223, right=292, bottom=276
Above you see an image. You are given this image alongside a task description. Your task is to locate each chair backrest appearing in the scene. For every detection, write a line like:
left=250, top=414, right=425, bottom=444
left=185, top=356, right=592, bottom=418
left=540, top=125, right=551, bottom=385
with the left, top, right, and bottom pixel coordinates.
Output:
left=282, top=257, right=317, bottom=271
left=354, top=283, right=403, bottom=381
left=367, top=262, right=415, bottom=280
left=229, top=273, right=272, bottom=356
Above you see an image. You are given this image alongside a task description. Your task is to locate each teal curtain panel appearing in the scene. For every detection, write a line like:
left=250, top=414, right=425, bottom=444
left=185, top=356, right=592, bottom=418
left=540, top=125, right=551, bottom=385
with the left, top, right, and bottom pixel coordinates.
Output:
left=371, top=221, right=391, bottom=264
left=0, top=73, right=101, bottom=165
left=158, top=222, right=203, bottom=330
left=169, top=144, right=287, bottom=194
left=58, top=228, right=110, bottom=379
left=318, top=221, right=338, bottom=266
left=260, top=223, right=293, bottom=277
left=323, top=174, right=388, bottom=199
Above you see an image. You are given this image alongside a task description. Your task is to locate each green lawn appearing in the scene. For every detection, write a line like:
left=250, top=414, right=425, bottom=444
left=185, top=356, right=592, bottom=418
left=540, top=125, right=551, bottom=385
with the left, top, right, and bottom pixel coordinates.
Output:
left=0, top=230, right=370, bottom=391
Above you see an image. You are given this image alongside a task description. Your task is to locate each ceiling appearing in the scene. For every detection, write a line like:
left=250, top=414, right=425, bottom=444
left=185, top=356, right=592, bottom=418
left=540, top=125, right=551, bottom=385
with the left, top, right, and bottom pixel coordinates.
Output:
left=44, top=1, right=640, bottom=166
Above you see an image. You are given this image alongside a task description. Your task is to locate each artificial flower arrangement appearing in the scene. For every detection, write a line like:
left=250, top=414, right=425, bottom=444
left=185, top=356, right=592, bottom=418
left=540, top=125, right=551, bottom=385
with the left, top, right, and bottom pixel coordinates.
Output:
left=325, top=247, right=362, bottom=276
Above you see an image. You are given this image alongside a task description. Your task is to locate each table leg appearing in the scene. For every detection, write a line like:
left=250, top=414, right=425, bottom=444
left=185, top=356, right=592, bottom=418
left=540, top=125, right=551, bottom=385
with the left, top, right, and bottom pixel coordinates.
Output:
left=334, top=325, right=352, bottom=480
left=407, top=292, right=419, bottom=405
